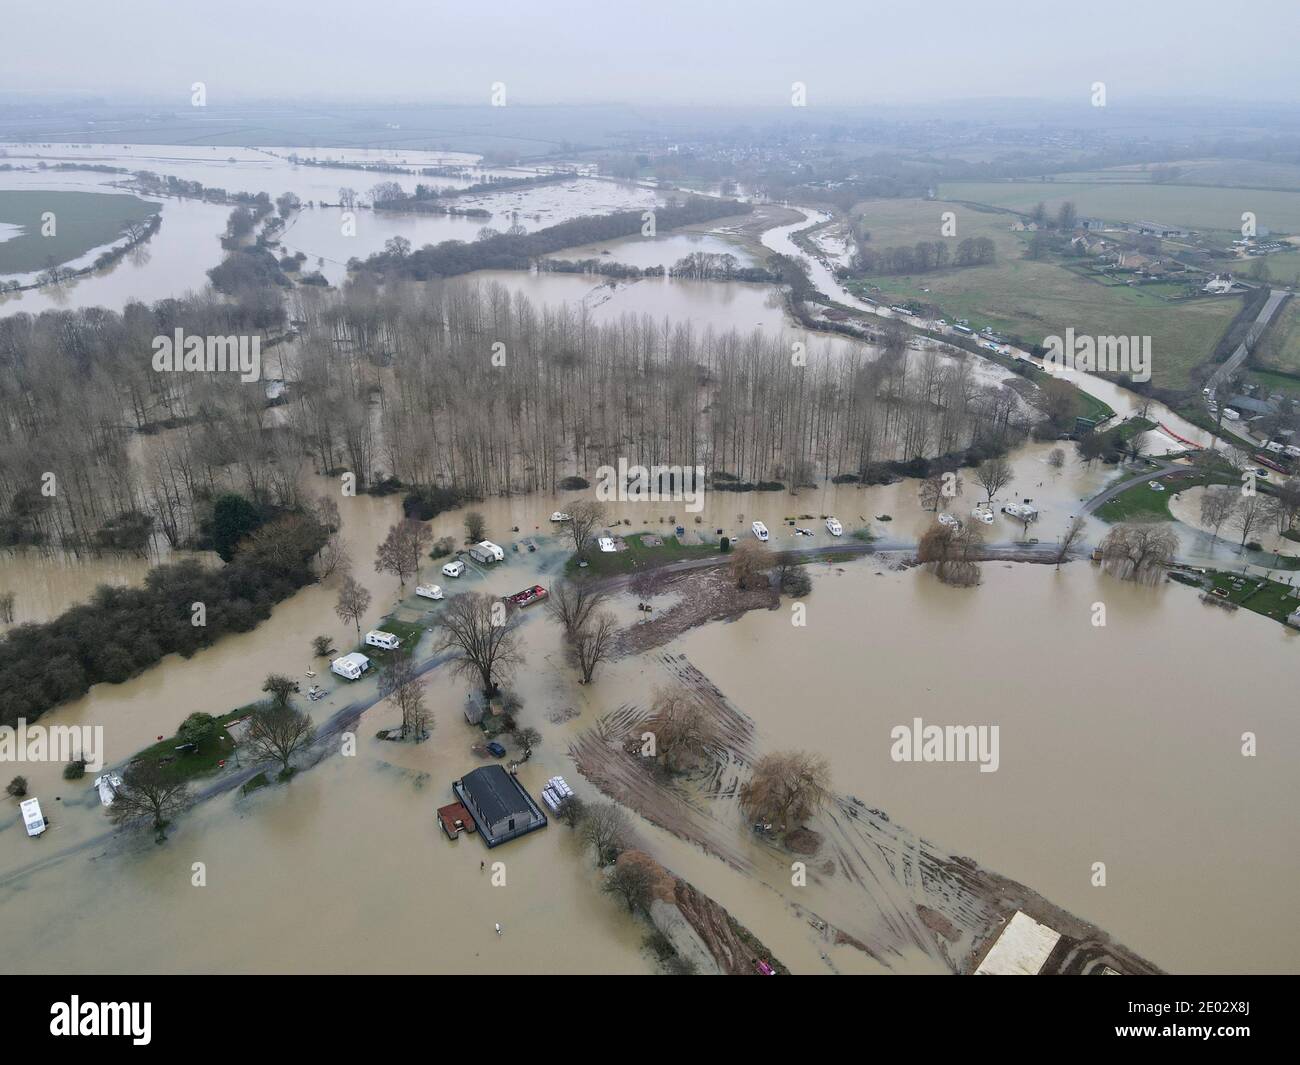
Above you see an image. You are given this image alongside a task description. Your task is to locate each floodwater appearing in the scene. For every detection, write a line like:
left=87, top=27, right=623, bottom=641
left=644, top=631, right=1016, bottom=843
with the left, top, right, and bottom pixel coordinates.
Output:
left=1, top=157, right=1296, bottom=975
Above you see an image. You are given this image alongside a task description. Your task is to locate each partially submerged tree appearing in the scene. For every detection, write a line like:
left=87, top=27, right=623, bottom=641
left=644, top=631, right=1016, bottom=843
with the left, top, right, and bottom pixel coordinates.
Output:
left=545, top=578, right=609, bottom=636
left=244, top=702, right=317, bottom=778
left=375, top=518, right=433, bottom=588
left=261, top=673, right=299, bottom=709
left=580, top=802, right=631, bottom=866
left=1232, top=493, right=1274, bottom=548
left=1099, top=523, right=1179, bottom=584
left=568, top=499, right=607, bottom=555
left=379, top=654, right=431, bottom=741
left=644, top=686, right=716, bottom=772
left=569, top=610, right=619, bottom=683
left=729, top=539, right=772, bottom=590
left=917, top=520, right=983, bottom=587
left=108, top=762, right=193, bottom=841
left=603, top=855, right=656, bottom=914
left=1200, top=486, right=1236, bottom=544
left=335, top=574, right=372, bottom=636
left=429, top=592, right=522, bottom=697
left=1055, top=514, right=1086, bottom=568
left=974, top=456, right=1013, bottom=501
left=311, top=634, right=335, bottom=657
left=739, top=750, right=831, bottom=832
left=464, top=510, right=487, bottom=543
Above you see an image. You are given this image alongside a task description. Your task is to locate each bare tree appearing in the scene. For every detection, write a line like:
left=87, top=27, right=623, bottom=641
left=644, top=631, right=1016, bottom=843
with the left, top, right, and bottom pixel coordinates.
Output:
left=568, top=499, right=607, bottom=555
left=464, top=510, right=487, bottom=543
left=429, top=592, right=522, bottom=696
left=569, top=610, right=619, bottom=683
left=581, top=802, right=631, bottom=865
left=1047, top=448, right=1066, bottom=469
left=644, top=686, right=716, bottom=772
left=108, top=762, right=193, bottom=841
left=244, top=702, right=317, bottom=777
left=380, top=655, right=431, bottom=740
left=974, top=456, right=1013, bottom=501
left=261, top=673, right=298, bottom=708
left=729, top=539, right=772, bottom=590
left=603, top=856, right=656, bottom=913
left=918, top=520, right=983, bottom=587
left=919, top=470, right=961, bottom=512
left=1055, top=514, right=1086, bottom=567
left=0, top=591, right=13, bottom=624
left=1232, top=493, right=1274, bottom=548
left=1200, top=486, right=1236, bottom=544
left=335, top=574, right=372, bottom=637
left=1099, top=523, right=1179, bottom=584
left=545, top=578, right=609, bottom=635
left=739, top=750, right=831, bottom=832
left=317, top=533, right=351, bottom=580
left=375, top=518, right=433, bottom=588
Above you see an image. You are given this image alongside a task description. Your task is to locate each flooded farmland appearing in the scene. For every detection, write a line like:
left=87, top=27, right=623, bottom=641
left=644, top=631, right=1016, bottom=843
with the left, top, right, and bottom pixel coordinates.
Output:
left=2, top=134, right=1297, bottom=980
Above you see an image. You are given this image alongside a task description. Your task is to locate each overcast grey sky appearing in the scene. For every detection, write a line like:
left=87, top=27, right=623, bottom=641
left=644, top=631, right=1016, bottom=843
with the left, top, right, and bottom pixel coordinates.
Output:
left=6, top=0, right=1299, bottom=106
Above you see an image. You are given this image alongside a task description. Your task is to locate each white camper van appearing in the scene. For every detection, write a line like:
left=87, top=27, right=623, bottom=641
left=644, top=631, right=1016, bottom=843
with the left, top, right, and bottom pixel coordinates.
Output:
left=825, top=517, right=843, bottom=537
left=20, top=797, right=46, bottom=837
left=331, top=652, right=371, bottom=681
left=468, top=540, right=505, bottom=564
left=365, top=630, right=402, bottom=651
left=751, top=521, right=769, bottom=542
left=416, top=583, right=443, bottom=600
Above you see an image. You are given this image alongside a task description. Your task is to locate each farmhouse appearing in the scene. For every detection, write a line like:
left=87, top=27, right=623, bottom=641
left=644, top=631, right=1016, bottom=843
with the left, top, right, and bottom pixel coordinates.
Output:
left=453, top=764, right=547, bottom=847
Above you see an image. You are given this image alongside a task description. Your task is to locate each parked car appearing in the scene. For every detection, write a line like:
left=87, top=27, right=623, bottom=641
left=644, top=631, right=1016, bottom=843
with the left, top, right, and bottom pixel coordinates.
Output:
left=442, top=560, right=465, bottom=578
left=486, top=741, right=507, bottom=758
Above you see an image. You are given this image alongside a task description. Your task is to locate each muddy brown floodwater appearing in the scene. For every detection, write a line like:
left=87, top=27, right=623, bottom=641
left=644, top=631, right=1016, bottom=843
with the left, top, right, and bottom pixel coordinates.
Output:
left=2, top=474, right=1297, bottom=973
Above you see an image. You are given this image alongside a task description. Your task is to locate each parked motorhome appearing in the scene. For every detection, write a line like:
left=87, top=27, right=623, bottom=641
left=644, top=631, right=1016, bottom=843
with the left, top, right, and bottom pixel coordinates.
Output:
left=468, top=540, right=505, bottom=564
left=752, top=521, right=769, bottom=541
left=825, top=517, right=843, bottom=537
left=20, top=797, right=46, bottom=837
left=365, top=630, right=402, bottom=651
left=331, top=652, right=371, bottom=681
left=416, top=583, right=443, bottom=600
left=1002, top=502, right=1039, bottom=522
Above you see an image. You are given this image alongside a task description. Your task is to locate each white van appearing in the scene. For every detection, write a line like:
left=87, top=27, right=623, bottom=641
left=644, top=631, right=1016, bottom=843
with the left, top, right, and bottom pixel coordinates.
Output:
left=365, top=630, right=402, bottom=651
left=825, top=518, right=843, bottom=537
left=20, top=797, right=46, bottom=837
left=468, top=540, right=505, bottom=564
left=331, top=652, right=371, bottom=681
left=751, top=521, right=769, bottom=542
left=416, top=583, right=443, bottom=600
left=442, top=559, right=465, bottom=578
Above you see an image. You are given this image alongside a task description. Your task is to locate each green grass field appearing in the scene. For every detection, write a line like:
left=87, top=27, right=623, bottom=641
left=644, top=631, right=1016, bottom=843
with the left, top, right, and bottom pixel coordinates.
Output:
left=1206, top=571, right=1300, bottom=625
left=0, top=189, right=161, bottom=275
left=939, top=180, right=1300, bottom=240
left=1095, top=480, right=1176, bottom=523
left=1255, top=298, right=1300, bottom=375
left=565, top=534, right=722, bottom=577
left=845, top=197, right=1242, bottom=390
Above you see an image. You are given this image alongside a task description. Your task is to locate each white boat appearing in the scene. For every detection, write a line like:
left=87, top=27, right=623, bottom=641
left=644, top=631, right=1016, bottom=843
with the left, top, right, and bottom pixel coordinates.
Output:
left=825, top=518, right=843, bottom=536
left=93, top=774, right=123, bottom=807
left=415, top=583, right=444, bottom=600
left=550, top=511, right=571, bottom=522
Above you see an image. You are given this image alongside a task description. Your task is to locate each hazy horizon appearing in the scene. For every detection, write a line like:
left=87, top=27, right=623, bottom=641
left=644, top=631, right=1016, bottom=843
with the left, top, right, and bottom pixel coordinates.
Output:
left=5, top=0, right=1300, bottom=108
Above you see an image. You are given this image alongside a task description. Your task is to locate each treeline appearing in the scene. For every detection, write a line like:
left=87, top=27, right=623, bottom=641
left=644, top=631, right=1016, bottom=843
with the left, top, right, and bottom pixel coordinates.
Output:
left=851, top=237, right=995, bottom=276
left=0, top=290, right=291, bottom=553
left=0, top=510, right=328, bottom=727
left=541, top=258, right=665, bottom=279
left=668, top=251, right=779, bottom=283
left=376, top=171, right=576, bottom=206
left=349, top=196, right=751, bottom=281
